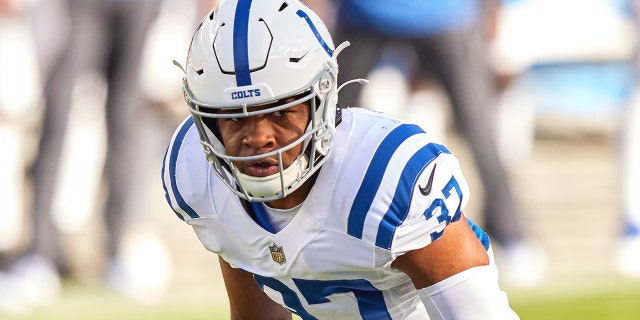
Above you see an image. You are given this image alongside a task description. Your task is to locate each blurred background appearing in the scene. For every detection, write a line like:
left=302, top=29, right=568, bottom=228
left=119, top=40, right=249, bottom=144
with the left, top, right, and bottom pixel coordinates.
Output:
left=1, top=0, right=640, bottom=319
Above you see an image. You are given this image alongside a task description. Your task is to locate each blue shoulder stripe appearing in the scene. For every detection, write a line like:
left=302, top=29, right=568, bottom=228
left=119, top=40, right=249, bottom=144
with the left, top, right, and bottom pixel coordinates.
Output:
left=233, top=0, right=253, bottom=86
left=375, top=143, right=449, bottom=249
left=161, top=145, right=182, bottom=220
left=167, top=117, right=200, bottom=219
left=347, top=124, right=424, bottom=239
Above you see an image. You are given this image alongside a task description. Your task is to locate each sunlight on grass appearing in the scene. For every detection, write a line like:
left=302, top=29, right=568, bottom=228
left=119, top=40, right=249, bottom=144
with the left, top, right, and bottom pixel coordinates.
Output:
left=0, top=280, right=229, bottom=320
left=1, top=273, right=639, bottom=320
left=509, top=273, right=640, bottom=320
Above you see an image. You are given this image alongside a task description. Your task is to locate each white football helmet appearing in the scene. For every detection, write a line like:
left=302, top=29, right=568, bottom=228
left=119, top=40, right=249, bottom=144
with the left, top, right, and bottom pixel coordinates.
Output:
left=180, top=0, right=343, bottom=202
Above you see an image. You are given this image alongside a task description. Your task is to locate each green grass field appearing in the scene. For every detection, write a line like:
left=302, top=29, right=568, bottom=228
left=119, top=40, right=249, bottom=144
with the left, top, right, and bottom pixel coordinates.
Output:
left=508, top=274, right=640, bottom=320
left=1, top=273, right=639, bottom=320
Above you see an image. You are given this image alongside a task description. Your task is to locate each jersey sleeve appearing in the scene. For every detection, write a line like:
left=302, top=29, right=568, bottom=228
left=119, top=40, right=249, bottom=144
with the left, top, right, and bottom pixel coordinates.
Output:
left=338, top=117, right=472, bottom=262
left=368, top=131, right=469, bottom=259
left=389, top=150, right=471, bottom=257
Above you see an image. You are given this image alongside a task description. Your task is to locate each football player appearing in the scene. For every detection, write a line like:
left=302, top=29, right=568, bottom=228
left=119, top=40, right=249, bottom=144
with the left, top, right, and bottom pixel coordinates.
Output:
left=162, top=0, right=519, bottom=318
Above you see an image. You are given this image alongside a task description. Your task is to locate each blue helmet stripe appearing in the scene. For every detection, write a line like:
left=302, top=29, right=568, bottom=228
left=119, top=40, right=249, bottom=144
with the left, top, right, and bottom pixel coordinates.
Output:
left=233, top=0, right=253, bottom=86
left=347, top=124, right=424, bottom=239
left=296, top=10, right=333, bottom=57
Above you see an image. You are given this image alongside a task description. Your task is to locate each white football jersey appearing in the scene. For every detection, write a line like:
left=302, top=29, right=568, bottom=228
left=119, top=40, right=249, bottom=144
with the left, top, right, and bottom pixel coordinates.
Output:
left=162, top=107, right=491, bottom=319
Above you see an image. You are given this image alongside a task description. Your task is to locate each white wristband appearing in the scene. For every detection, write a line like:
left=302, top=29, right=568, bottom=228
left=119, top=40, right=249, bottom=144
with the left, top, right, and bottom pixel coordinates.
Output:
left=418, top=264, right=519, bottom=320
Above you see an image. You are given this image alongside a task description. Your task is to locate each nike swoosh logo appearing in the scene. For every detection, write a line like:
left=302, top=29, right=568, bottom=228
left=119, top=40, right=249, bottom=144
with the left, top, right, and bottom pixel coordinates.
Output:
left=419, top=164, right=437, bottom=196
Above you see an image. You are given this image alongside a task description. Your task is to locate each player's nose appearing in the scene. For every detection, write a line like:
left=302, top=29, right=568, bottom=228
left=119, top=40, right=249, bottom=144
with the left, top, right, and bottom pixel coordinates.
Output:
left=242, top=116, right=276, bottom=151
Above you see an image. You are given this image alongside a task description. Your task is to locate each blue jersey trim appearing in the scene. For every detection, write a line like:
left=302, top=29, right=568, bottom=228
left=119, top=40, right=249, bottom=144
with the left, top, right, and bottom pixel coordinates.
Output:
left=296, top=10, right=333, bottom=57
left=624, top=220, right=640, bottom=237
left=375, top=143, right=449, bottom=249
left=251, top=202, right=276, bottom=233
left=168, top=117, right=200, bottom=219
left=466, top=218, right=490, bottom=250
left=161, top=146, right=182, bottom=221
left=293, top=278, right=392, bottom=319
left=233, top=0, right=253, bottom=86
left=347, top=124, right=424, bottom=239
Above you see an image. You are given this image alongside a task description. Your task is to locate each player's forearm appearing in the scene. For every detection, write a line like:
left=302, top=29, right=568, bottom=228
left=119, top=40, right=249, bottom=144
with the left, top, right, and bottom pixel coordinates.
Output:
left=220, top=257, right=293, bottom=320
left=418, top=264, right=519, bottom=320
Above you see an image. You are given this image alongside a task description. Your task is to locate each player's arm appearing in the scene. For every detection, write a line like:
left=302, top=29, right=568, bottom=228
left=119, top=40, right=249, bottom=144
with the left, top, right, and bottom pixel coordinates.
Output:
left=218, top=256, right=292, bottom=320
left=391, top=214, right=519, bottom=319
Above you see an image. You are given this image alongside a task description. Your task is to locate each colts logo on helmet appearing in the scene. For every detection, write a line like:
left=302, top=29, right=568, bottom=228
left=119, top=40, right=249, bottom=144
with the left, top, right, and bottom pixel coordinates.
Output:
left=268, top=242, right=286, bottom=265
left=231, top=88, right=261, bottom=100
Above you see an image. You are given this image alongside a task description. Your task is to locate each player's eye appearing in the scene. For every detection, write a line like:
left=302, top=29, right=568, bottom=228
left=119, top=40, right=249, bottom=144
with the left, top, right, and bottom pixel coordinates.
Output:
left=272, top=110, right=289, bottom=117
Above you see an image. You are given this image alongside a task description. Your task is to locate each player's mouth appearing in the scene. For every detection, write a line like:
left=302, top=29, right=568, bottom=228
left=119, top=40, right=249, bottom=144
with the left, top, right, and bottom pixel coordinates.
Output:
left=243, top=159, right=279, bottom=177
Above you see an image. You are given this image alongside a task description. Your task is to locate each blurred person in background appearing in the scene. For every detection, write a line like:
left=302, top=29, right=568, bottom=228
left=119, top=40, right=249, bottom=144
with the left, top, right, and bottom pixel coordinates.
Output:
left=489, top=0, right=640, bottom=279
left=616, top=0, right=640, bottom=278
left=0, top=0, right=207, bottom=314
left=0, top=0, right=56, bottom=314
left=0, top=0, right=37, bottom=261
left=325, top=0, right=548, bottom=286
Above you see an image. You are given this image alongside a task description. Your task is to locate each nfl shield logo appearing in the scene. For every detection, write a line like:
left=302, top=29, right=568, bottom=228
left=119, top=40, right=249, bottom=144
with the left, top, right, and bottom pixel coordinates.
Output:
left=269, top=242, right=286, bottom=265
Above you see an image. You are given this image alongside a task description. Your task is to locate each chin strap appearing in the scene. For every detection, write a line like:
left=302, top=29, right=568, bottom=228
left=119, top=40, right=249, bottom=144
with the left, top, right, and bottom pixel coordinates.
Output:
left=236, top=155, right=308, bottom=199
